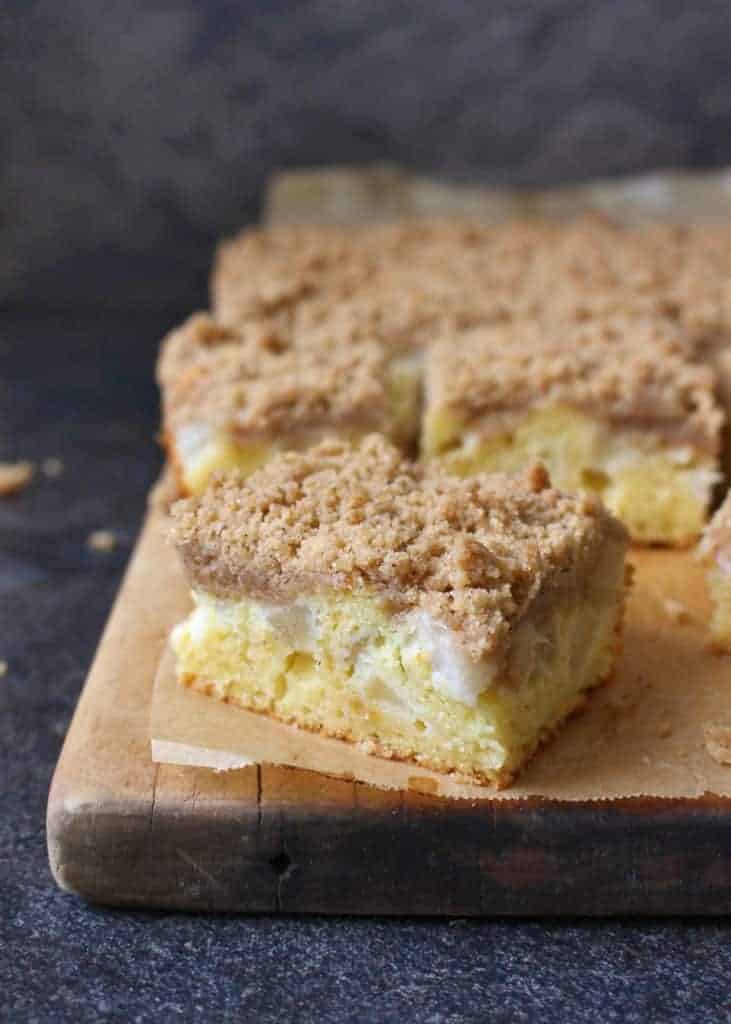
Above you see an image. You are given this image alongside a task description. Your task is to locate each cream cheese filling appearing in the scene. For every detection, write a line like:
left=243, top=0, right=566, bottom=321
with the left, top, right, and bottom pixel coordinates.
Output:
left=173, top=592, right=501, bottom=709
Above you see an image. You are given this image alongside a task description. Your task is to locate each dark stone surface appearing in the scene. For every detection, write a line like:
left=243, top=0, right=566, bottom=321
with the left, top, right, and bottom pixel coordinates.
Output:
left=4, top=0, right=731, bottom=312
left=2, top=312, right=731, bottom=1020
left=4, top=2, right=731, bottom=1014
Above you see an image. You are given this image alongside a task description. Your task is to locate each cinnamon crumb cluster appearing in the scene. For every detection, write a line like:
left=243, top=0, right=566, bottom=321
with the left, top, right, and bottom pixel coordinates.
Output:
left=171, top=436, right=626, bottom=660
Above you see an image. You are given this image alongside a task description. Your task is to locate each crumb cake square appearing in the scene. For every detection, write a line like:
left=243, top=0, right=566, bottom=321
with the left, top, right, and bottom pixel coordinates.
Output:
left=169, top=436, right=629, bottom=788
left=422, top=316, right=723, bottom=546
left=157, top=313, right=420, bottom=494
left=699, top=491, right=731, bottom=649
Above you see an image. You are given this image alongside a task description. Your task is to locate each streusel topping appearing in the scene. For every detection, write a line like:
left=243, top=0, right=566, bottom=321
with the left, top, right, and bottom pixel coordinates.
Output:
left=212, top=221, right=555, bottom=349
left=171, top=435, right=627, bottom=659
left=158, top=313, right=399, bottom=439
left=425, top=316, right=722, bottom=452
left=212, top=219, right=731, bottom=359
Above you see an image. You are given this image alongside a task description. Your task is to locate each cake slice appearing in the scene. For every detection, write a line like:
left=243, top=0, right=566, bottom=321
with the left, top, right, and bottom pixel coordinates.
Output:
left=422, top=316, right=723, bottom=546
left=157, top=313, right=420, bottom=494
left=699, top=492, right=731, bottom=649
left=169, top=436, right=629, bottom=788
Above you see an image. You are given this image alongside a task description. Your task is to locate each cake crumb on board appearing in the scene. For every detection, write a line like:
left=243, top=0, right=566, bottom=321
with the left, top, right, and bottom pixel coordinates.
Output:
left=87, top=529, right=117, bottom=553
left=0, top=461, right=34, bottom=496
left=42, top=457, right=64, bottom=478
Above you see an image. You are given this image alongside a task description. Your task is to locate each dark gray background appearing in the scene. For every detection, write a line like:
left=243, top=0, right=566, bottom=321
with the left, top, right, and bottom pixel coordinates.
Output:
left=4, top=0, right=731, bottom=313
left=3, top=3, right=731, bottom=1020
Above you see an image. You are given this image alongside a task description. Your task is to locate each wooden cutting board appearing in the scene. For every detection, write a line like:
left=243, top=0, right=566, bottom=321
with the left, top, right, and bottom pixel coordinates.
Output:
left=47, top=166, right=731, bottom=914
left=47, top=497, right=731, bottom=915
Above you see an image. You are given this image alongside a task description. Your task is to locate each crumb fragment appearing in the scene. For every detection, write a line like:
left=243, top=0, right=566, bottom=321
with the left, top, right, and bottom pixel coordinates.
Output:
left=0, top=461, right=34, bottom=496
left=703, top=723, right=731, bottom=765
left=0, top=660, right=7, bottom=678
left=657, top=719, right=673, bottom=739
left=87, top=529, right=117, bottom=553
left=41, top=457, right=64, bottom=479
left=663, top=598, right=690, bottom=624
left=526, top=461, right=550, bottom=493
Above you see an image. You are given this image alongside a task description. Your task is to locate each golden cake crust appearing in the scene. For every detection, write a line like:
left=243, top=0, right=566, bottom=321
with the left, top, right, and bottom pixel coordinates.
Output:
left=426, top=316, right=722, bottom=452
left=170, top=435, right=627, bottom=660
left=180, top=672, right=594, bottom=789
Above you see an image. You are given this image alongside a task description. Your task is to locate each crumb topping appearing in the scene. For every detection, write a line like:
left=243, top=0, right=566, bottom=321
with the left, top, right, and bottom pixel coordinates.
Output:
left=158, top=312, right=399, bottom=439
left=425, top=316, right=722, bottom=451
left=212, top=219, right=731, bottom=359
left=212, top=221, right=554, bottom=351
left=170, top=435, right=627, bottom=660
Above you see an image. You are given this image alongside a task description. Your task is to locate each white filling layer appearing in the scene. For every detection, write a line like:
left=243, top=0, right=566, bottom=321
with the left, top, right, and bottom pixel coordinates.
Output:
left=174, top=593, right=501, bottom=709
left=400, top=611, right=497, bottom=706
left=176, top=423, right=216, bottom=467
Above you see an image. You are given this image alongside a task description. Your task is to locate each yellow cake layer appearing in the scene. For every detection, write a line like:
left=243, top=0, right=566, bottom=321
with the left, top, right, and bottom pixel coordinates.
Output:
left=171, top=542, right=625, bottom=786
left=174, top=357, right=421, bottom=494
left=422, top=405, right=718, bottom=546
left=707, top=568, right=731, bottom=649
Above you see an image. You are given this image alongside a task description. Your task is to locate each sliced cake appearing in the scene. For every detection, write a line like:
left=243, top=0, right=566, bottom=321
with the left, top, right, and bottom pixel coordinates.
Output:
left=422, top=316, right=723, bottom=545
left=169, top=436, right=629, bottom=788
left=157, top=313, right=420, bottom=494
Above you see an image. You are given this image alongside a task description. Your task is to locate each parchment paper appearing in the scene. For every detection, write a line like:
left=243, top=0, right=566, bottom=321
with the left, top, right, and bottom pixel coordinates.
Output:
left=265, top=162, right=731, bottom=226
left=151, top=165, right=731, bottom=799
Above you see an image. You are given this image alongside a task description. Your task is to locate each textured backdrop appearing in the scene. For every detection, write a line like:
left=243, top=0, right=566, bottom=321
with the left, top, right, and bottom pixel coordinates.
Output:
left=3, top=0, right=731, bottom=311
